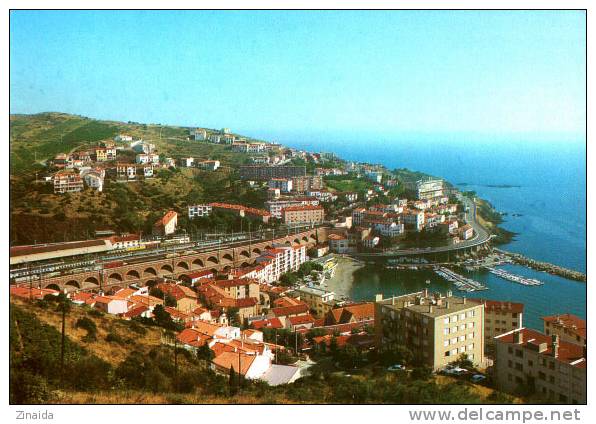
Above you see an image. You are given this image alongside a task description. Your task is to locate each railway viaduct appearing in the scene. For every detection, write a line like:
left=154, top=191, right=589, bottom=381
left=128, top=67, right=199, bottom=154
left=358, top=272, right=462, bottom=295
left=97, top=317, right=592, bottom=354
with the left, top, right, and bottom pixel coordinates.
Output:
left=36, top=228, right=325, bottom=293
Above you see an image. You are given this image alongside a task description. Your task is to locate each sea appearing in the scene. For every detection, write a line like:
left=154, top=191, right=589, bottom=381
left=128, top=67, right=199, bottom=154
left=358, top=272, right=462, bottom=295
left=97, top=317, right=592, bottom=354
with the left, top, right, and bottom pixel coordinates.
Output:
left=255, top=131, right=587, bottom=330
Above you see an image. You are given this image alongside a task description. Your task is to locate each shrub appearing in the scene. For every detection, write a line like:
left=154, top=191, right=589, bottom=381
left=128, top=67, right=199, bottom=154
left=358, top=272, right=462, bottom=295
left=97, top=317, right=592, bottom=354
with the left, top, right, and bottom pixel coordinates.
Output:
left=105, top=332, right=125, bottom=345
left=87, top=308, right=103, bottom=318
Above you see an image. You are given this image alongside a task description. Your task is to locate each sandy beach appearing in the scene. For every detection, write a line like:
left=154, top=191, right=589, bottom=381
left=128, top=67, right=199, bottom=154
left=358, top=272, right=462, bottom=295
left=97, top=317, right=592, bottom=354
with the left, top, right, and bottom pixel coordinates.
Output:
left=324, top=255, right=365, bottom=298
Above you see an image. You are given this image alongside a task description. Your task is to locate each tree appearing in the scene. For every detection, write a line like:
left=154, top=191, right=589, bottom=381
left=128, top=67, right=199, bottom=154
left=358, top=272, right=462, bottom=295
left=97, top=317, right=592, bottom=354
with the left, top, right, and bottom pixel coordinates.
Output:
left=228, top=366, right=237, bottom=396
left=164, top=293, right=177, bottom=307
left=279, top=272, right=298, bottom=287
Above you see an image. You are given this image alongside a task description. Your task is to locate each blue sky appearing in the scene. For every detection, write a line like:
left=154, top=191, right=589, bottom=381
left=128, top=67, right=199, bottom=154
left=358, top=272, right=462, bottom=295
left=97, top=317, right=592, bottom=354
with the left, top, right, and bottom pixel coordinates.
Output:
left=10, top=10, right=586, bottom=142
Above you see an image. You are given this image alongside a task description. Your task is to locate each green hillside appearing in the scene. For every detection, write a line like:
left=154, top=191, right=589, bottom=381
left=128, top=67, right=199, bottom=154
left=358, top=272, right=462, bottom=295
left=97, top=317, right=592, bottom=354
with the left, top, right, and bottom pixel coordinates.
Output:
left=9, top=113, right=269, bottom=244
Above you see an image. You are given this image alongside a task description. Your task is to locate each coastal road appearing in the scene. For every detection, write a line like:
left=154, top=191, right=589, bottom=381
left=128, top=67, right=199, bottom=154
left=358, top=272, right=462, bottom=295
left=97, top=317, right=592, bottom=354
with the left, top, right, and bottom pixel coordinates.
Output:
left=354, top=194, right=492, bottom=258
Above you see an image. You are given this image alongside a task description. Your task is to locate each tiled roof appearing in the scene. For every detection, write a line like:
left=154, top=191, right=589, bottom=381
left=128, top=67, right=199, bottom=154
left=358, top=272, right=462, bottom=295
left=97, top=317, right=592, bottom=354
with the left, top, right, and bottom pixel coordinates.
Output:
left=468, top=298, right=524, bottom=314
left=251, top=317, right=283, bottom=330
left=495, top=328, right=585, bottom=367
left=212, top=351, right=256, bottom=376
left=271, top=304, right=309, bottom=317
left=542, top=314, right=586, bottom=339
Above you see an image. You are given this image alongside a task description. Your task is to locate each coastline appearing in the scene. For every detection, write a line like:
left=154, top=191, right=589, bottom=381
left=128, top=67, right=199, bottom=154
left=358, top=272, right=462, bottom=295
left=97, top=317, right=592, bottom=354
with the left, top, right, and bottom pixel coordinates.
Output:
left=324, top=256, right=365, bottom=298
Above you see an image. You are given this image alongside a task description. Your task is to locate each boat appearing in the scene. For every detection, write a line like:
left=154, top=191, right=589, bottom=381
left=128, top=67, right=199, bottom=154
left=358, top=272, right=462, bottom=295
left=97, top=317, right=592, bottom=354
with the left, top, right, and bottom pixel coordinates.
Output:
left=425, top=279, right=431, bottom=285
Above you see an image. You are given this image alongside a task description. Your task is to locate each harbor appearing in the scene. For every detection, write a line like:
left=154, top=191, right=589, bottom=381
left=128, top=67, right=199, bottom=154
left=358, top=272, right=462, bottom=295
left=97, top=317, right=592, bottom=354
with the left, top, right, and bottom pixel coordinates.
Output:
left=485, top=267, right=544, bottom=286
left=433, top=266, right=488, bottom=292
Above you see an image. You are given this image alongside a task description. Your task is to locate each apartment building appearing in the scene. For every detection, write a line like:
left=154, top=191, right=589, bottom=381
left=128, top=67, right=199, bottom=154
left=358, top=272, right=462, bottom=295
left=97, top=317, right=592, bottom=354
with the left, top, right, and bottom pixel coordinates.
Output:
left=291, top=175, right=323, bottom=193
left=469, top=299, right=524, bottom=356
left=197, top=160, right=220, bottom=171
left=53, top=170, right=84, bottom=194
left=402, top=209, right=425, bottom=231
left=239, top=165, right=306, bottom=180
left=494, top=328, right=586, bottom=404
left=255, top=246, right=307, bottom=283
left=268, top=178, right=293, bottom=193
left=282, top=205, right=325, bottom=225
left=375, top=290, right=485, bottom=370
left=188, top=204, right=213, bottom=219
left=82, top=171, right=104, bottom=192
left=213, top=278, right=260, bottom=301
left=411, top=178, right=445, bottom=200
left=135, top=153, right=160, bottom=164
left=295, top=285, right=336, bottom=318
left=116, top=164, right=136, bottom=180
left=192, top=128, right=207, bottom=141
left=542, top=314, right=586, bottom=347
left=265, top=197, right=319, bottom=219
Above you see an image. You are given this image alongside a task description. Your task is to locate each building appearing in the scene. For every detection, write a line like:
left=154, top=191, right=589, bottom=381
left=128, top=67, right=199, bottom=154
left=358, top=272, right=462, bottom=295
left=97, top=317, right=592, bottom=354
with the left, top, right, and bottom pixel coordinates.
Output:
left=542, top=314, right=586, bottom=347
left=53, top=170, right=84, bottom=194
left=375, top=290, right=485, bottom=371
left=255, top=246, right=307, bottom=283
left=209, top=202, right=271, bottom=223
left=153, top=210, right=178, bottom=236
left=239, top=165, right=306, bottom=180
left=291, top=175, right=323, bottom=193
left=327, top=233, right=349, bottom=254
left=265, top=197, right=319, bottom=219
left=282, top=205, right=325, bottom=225
left=402, top=209, right=425, bottom=232
left=82, top=171, right=104, bottom=192
left=365, top=171, right=383, bottom=183
left=114, top=134, right=133, bottom=142
left=459, top=224, right=474, bottom=240
left=295, top=285, right=336, bottom=318
left=197, top=160, right=220, bottom=171
left=188, top=204, right=213, bottom=219
left=94, top=147, right=108, bottom=162
left=132, top=142, right=155, bottom=154
left=493, top=328, right=586, bottom=404
left=268, top=178, right=293, bottom=193
left=135, top=153, right=160, bottom=164
left=181, top=157, right=194, bottom=167
left=192, top=128, right=207, bottom=141
left=409, top=178, right=444, bottom=200
left=116, top=164, right=136, bottom=180
left=469, top=299, right=524, bottom=356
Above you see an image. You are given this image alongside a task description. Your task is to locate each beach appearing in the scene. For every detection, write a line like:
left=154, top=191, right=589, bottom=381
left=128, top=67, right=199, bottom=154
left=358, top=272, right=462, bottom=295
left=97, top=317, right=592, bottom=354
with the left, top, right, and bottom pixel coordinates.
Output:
left=324, top=255, right=365, bottom=298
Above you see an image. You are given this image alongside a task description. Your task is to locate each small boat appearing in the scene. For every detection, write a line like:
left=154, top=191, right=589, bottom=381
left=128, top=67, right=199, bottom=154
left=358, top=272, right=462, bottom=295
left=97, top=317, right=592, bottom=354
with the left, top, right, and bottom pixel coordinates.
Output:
left=425, top=279, right=431, bottom=285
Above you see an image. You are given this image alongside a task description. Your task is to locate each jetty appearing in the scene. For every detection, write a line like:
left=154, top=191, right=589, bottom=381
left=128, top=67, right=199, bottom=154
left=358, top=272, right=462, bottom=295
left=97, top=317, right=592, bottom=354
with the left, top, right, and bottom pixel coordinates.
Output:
left=434, top=266, right=488, bottom=292
left=494, top=249, right=586, bottom=282
left=485, top=267, right=543, bottom=286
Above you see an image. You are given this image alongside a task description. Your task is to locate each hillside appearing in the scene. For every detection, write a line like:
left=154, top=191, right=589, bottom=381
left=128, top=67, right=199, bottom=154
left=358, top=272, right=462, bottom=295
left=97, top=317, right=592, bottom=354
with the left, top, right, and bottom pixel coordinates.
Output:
left=10, top=297, right=512, bottom=405
left=9, top=113, right=270, bottom=244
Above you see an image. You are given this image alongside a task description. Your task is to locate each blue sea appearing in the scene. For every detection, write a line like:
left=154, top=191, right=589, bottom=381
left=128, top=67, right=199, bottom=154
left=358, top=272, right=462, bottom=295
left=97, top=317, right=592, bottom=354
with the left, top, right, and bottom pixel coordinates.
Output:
left=252, top=131, right=587, bottom=329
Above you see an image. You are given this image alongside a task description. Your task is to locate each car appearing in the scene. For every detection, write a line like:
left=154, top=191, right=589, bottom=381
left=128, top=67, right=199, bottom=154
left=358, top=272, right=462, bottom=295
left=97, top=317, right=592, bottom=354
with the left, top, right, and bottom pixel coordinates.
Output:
left=387, top=364, right=406, bottom=372
left=471, top=374, right=486, bottom=383
left=443, top=366, right=468, bottom=376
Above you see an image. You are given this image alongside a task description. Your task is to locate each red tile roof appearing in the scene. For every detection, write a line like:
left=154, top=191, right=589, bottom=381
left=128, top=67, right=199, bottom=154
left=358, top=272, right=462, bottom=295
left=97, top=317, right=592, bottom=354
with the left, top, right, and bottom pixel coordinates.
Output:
left=251, top=317, right=283, bottom=330
left=271, top=304, right=309, bottom=317
left=542, top=314, right=586, bottom=339
left=468, top=298, right=524, bottom=314
left=288, top=314, right=316, bottom=326
left=495, top=328, right=585, bottom=367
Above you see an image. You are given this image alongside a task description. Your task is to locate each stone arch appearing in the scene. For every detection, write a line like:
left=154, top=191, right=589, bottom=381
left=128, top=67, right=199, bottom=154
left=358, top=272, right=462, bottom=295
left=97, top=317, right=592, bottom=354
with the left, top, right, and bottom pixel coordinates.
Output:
left=45, top=283, right=62, bottom=292
left=192, top=258, right=204, bottom=268
left=178, top=274, right=189, bottom=283
left=222, top=253, right=234, bottom=262
left=209, top=268, right=219, bottom=276
left=222, top=265, right=232, bottom=273
left=241, top=261, right=251, bottom=268
left=293, top=238, right=301, bottom=245
left=252, top=247, right=262, bottom=256
left=284, top=241, right=292, bottom=246
left=206, top=256, right=219, bottom=265
left=176, top=261, right=189, bottom=270
left=302, top=236, right=309, bottom=243
left=238, top=250, right=250, bottom=258
left=160, top=264, right=174, bottom=274
left=145, top=279, right=157, bottom=287
left=126, top=269, right=141, bottom=280
left=108, top=272, right=123, bottom=282
left=83, top=276, right=99, bottom=286
left=143, top=267, right=158, bottom=277
left=65, top=280, right=80, bottom=288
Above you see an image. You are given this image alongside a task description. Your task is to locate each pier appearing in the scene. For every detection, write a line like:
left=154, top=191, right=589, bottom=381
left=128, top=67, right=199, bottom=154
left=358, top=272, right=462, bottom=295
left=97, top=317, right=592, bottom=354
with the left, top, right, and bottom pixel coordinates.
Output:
left=494, top=249, right=586, bottom=283
left=485, top=267, right=543, bottom=286
left=434, top=266, right=488, bottom=293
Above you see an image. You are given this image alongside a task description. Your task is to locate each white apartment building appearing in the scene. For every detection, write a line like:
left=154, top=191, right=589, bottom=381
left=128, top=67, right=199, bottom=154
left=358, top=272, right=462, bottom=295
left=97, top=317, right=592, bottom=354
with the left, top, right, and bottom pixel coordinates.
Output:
left=268, top=178, right=293, bottom=193
left=188, top=204, right=213, bottom=219
left=135, top=153, right=160, bottom=164
left=255, top=245, right=306, bottom=283
left=265, top=197, right=319, bottom=219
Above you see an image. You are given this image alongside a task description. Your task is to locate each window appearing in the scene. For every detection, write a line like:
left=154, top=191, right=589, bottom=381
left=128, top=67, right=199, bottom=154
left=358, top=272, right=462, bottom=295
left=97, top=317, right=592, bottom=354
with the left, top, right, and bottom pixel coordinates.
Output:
left=515, top=363, right=523, bottom=371
left=458, top=346, right=465, bottom=353
left=451, top=315, right=457, bottom=323
left=467, top=310, right=475, bottom=318
left=459, top=313, right=466, bottom=320
left=444, top=340, right=449, bottom=347
left=515, top=349, right=523, bottom=358
left=468, top=333, right=474, bottom=339
left=459, top=335, right=465, bottom=342
left=508, top=346, right=513, bottom=354
left=460, top=324, right=466, bottom=331
left=467, top=322, right=474, bottom=329
left=451, top=327, right=457, bottom=334
left=443, top=317, right=449, bottom=325
left=467, top=344, right=474, bottom=351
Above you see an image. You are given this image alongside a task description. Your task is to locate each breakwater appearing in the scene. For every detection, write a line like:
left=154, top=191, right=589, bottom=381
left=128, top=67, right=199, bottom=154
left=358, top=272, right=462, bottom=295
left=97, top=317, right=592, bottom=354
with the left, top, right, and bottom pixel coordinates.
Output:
left=495, top=249, right=586, bottom=282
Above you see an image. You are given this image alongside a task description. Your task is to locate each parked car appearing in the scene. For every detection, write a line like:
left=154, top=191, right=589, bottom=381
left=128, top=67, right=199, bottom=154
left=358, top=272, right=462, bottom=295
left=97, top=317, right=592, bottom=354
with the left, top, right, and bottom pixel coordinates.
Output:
left=387, top=364, right=406, bottom=372
left=471, top=374, right=486, bottom=383
left=443, top=366, right=468, bottom=376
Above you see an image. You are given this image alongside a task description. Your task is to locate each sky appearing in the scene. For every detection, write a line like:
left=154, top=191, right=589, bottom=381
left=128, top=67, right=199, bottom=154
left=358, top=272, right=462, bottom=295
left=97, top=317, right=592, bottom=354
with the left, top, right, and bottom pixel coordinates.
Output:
left=10, top=10, right=586, bottom=142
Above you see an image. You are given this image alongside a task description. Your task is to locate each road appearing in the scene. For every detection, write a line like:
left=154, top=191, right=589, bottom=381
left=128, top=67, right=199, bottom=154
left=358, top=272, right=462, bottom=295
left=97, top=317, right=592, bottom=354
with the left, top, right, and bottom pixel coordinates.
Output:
left=354, top=195, right=492, bottom=258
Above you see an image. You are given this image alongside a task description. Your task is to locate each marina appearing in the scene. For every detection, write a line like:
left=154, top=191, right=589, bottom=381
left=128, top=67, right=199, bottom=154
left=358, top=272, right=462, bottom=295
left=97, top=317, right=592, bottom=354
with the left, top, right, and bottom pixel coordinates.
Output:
left=485, top=267, right=544, bottom=286
left=433, top=266, right=488, bottom=292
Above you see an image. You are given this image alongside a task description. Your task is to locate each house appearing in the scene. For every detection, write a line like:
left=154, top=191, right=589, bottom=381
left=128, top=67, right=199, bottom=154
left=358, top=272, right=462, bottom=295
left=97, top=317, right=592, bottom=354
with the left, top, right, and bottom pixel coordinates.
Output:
left=114, top=134, right=133, bottom=142
left=10, top=286, right=59, bottom=300
left=197, top=160, right=220, bottom=171
left=153, top=210, right=178, bottom=236
left=269, top=303, right=310, bottom=327
left=116, top=163, right=136, bottom=180
left=542, top=314, right=586, bottom=347
left=192, top=128, right=207, bottom=141
left=459, top=224, right=474, bottom=240
left=94, top=147, right=108, bottom=162
left=282, top=205, right=325, bottom=224
left=325, top=302, right=375, bottom=326
left=82, top=171, right=104, bottom=192
left=260, top=364, right=302, bottom=386
left=295, top=285, right=336, bottom=318
left=362, top=235, right=380, bottom=249
left=328, top=233, right=349, bottom=254
left=53, top=170, right=84, bottom=194
left=135, top=153, right=160, bottom=164
left=187, top=270, right=215, bottom=285
left=157, top=283, right=199, bottom=312
left=251, top=317, right=284, bottom=330
left=286, top=314, right=316, bottom=331
left=93, top=296, right=129, bottom=315
left=181, top=157, right=194, bottom=167
left=211, top=351, right=271, bottom=380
